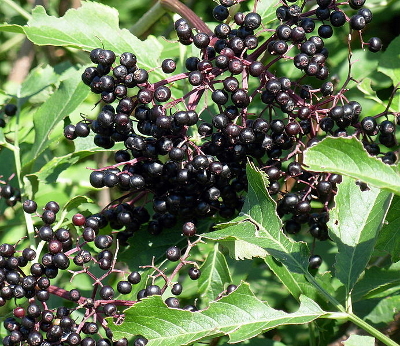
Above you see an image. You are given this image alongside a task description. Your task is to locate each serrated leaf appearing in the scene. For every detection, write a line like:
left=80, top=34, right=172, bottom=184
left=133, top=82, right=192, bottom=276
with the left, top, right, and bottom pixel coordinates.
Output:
left=222, top=239, right=268, bottom=260
left=23, top=3, right=162, bottom=70
left=205, top=163, right=310, bottom=274
left=378, top=35, right=400, bottom=85
left=343, top=335, right=375, bottom=346
left=109, top=283, right=325, bottom=345
left=198, top=244, right=232, bottom=304
left=352, top=261, right=400, bottom=301
left=375, top=195, right=400, bottom=261
left=24, top=66, right=90, bottom=166
left=327, top=176, right=392, bottom=293
left=303, top=137, right=400, bottom=195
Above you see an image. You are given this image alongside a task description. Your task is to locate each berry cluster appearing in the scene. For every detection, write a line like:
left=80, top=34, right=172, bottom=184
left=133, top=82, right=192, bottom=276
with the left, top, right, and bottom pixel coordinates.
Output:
left=63, top=0, right=398, bottom=270
left=2, top=196, right=234, bottom=346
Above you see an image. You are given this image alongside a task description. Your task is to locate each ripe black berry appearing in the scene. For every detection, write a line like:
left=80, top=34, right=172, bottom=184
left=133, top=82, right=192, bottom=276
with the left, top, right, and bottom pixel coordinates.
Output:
left=166, top=246, right=181, bottom=261
left=23, top=200, right=37, bottom=214
left=188, top=267, right=201, bottom=280
left=117, top=281, right=132, bottom=294
left=213, top=5, right=229, bottom=22
left=309, top=255, right=322, bottom=269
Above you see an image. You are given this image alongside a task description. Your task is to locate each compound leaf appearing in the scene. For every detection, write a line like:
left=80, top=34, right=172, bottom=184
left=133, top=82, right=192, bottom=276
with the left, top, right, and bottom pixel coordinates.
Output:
left=109, top=283, right=325, bottom=345
left=327, top=176, right=393, bottom=293
left=303, top=137, right=400, bottom=195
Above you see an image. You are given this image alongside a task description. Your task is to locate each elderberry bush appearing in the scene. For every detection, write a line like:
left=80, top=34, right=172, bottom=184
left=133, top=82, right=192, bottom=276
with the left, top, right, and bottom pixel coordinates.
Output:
left=0, top=0, right=399, bottom=345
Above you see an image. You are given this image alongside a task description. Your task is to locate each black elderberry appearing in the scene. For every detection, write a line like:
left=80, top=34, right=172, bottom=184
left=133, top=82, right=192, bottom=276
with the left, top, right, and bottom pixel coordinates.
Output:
left=166, top=246, right=181, bottom=261
left=309, top=255, right=322, bottom=269
left=349, top=0, right=366, bottom=9
left=120, top=52, right=137, bottom=68
left=23, top=200, right=37, bottom=214
left=64, top=124, right=77, bottom=140
left=294, top=53, right=309, bottom=70
left=276, top=25, right=291, bottom=40
left=188, top=267, right=201, bottom=280
left=276, top=6, right=289, bottom=21
left=165, top=297, right=180, bottom=308
left=288, top=4, right=301, bottom=17
left=41, top=210, right=56, bottom=224
left=146, top=284, right=161, bottom=296
left=161, top=59, right=176, bottom=73
left=4, top=104, right=17, bottom=116
left=154, top=85, right=171, bottom=102
left=100, top=285, right=115, bottom=300
left=188, top=71, right=204, bottom=86
left=316, top=7, right=330, bottom=20
left=213, top=5, right=230, bottom=22
left=212, top=89, right=229, bottom=105
left=117, top=281, right=132, bottom=294
left=181, top=221, right=196, bottom=237
left=330, top=11, right=346, bottom=27
left=358, top=8, right=372, bottom=23
left=285, top=220, right=302, bottom=234
left=349, top=14, right=366, bottom=30
left=361, top=116, right=377, bottom=134
left=301, top=18, right=315, bottom=33
left=134, top=337, right=148, bottom=346
left=367, top=37, right=382, bottom=52
left=320, top=81, right=334, bottom=96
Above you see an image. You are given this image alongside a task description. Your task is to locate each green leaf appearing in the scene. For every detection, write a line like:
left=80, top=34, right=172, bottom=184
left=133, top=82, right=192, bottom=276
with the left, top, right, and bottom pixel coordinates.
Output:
left=352, top=261, right=400, bottom=301
left=16, top=65, right=60, bottom=104
left=264, top=256, right=308, bottom=301
left=63, top=195, right=93, bottom=213
left=343, top=335, right=375, bottom=346
left=198, top=244, right=232, bottom=304
left=378, top=35, right=400, bottom=85
left=327, top=176, right=393, bottom=293
left=205, top=163, right=310, bottom=274
left=354, top=295, right=400, bottom=326
left=23, top=3, right=162, bottom=70
left=0, top=24, right=24, bottom=33
left=24, top=66, right=90, bottom=166
left=375, top=195, right=400, bottom=261
left=303, top=137, right=400, bottom=195
left=109, top=283, right=325, bottom=345
left=29, top=134, right=124, bottom=184
left=222, top=239, right=268, bottom=260
left=357, top=78, right=391, bottom=111
left=256, top=0, right=278, bottom=25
